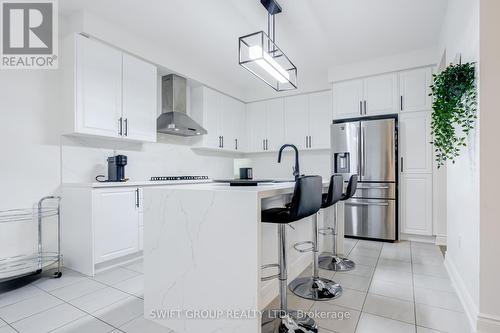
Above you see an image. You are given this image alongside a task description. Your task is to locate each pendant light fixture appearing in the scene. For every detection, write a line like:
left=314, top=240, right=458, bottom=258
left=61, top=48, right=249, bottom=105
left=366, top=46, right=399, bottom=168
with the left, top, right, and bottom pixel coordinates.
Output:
left=239, top=0, right=297, bottom=91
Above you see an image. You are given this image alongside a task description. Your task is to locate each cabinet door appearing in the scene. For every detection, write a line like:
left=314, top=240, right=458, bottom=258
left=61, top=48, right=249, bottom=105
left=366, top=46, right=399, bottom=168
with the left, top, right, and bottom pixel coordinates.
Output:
left=284, top=95, right=308, bottom=149
left=400, top=112, right=432, bottom=173
left=246, top=101, right=267, bottom=152
left=203, top=88, right=223, bottom=149
left=308, top=91, right=332, bottom=149
left=230, top=99, right=246, bottom=151
left=401, top=173, right=432, bottom=235
left=220, top=94, right=235, bottom=151
left=76, top=35, right=122, bottom=138
left=400, top=67, right=432, bottom=112
left=122, top=54, right=157, bottom=142
left=266, top=98, right=285, bottom=151
left=93, top=188, right=140, bottom=263
left=363, top=73, right=399, bottom=115
left=332, top=79, right=363, bottom=119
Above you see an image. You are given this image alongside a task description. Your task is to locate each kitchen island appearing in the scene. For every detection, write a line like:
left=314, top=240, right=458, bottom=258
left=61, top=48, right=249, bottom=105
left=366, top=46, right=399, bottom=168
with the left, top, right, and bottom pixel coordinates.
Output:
left=143, top=181, right=343, bottom=333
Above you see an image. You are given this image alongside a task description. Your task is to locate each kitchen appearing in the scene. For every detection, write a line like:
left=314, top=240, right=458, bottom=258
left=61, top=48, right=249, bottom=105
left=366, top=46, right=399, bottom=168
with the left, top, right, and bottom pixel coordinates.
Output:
left=1, top=1, right=499, bottom=333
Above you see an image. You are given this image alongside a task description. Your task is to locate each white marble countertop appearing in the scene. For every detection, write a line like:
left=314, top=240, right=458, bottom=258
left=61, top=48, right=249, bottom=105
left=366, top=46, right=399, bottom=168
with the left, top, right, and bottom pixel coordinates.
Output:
left=61, top=179, right=213, bottom=188
left=146, top=181, right=329, bottom=199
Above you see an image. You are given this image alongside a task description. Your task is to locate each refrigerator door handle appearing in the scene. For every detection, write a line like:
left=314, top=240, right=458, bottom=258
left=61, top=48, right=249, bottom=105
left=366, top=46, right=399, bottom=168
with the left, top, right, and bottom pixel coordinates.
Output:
left=345, top=201, right=390, bottom=207
left=361, top=126, right=366, bottom=177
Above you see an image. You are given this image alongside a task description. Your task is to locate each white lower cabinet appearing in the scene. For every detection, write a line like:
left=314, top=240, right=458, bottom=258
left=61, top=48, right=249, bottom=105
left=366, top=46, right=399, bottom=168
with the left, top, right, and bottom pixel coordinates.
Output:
left=62, top=185, right=143, bottom=276
left=400, top=173, right=433, bottom=235
left=93, top=188, right=140, bottom=263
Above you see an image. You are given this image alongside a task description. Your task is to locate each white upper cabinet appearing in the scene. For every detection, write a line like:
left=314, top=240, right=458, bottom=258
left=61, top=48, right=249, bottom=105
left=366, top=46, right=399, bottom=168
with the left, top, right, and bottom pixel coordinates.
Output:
left=191, top=86, right=245, bottom=152
left=399, top=67, right=432, bottom=112
left=284, top=95, right=308, bottom=150
left=332, top=79, right=363, bottom=119
left=63, top=34, right=157, bottom=142
left=363, top=73, right=399, bottom=115
left=122, top=54, right=158, bottom=142
left=400, top=112, right=432, bottom=174
left=75, top=35, right=122, bottom=138
left=307, top=90, right=333, bottom=149
left=266, top=98, right=285, bottom=151
left=246, top=101, right=267, bottom=152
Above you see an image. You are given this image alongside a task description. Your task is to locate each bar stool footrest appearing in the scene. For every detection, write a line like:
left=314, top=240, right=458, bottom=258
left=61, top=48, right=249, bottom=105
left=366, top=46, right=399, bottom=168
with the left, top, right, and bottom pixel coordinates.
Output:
left=293, top=241, right=315, bottom=253
left=261, top=263, right=281, bottom=281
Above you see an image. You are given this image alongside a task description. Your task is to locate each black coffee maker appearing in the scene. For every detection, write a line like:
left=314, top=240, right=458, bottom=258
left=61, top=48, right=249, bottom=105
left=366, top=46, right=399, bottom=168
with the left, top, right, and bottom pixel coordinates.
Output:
left=107, top=155, right=127, bottom=182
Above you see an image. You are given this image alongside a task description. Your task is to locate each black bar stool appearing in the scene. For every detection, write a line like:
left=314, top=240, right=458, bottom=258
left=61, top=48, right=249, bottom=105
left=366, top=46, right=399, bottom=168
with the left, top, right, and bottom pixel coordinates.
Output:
left=319, top=175, right=358, bottom=272
left=261, top=175, right=322, bottom=333
left=288, top=174, right=344, bottom=301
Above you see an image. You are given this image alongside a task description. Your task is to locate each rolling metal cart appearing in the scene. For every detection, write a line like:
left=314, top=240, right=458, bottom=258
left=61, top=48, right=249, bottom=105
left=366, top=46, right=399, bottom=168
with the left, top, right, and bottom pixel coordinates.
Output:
left=0, top=196, right=63, bottom=282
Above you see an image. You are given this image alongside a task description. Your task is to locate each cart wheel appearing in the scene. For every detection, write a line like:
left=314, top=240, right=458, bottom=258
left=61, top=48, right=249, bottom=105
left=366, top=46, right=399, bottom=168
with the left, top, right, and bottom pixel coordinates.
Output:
left=53, top=271, right=62, bottom=278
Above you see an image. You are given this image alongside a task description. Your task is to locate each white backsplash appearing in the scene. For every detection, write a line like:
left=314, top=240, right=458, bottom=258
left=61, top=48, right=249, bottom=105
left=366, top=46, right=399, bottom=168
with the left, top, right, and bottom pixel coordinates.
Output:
left=61, top=134, right=235, bottom=183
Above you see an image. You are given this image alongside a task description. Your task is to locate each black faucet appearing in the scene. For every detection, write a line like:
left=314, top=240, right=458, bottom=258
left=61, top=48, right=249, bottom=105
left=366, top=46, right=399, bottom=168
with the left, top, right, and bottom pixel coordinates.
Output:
left=278, top=144, right=300, bottom=180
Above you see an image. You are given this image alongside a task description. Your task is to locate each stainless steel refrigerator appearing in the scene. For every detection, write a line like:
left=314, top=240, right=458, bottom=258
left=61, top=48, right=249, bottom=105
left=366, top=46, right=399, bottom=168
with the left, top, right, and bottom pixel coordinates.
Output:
left=331, top=115, right=397, bottom=241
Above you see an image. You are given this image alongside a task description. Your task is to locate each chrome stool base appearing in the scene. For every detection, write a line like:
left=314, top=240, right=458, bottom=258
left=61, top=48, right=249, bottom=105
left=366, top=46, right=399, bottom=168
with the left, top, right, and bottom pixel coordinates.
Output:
left=318, top=255, right=356, bottom=272
left=262, top=310, right=318, bottom=333
left=289, top=276, right=342, bottom=300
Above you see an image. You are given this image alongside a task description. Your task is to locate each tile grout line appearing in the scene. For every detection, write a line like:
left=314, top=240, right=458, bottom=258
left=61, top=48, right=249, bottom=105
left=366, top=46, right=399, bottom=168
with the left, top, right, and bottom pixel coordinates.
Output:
left=410, top=241, right=417, bottom=333
left=352, top=240, right=382, bottom=333
left=25, top=273, right=145, bottom=333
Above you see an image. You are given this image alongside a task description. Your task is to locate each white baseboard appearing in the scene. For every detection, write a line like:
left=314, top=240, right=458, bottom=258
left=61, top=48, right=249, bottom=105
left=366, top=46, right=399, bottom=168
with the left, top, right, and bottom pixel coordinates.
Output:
left=260, top=254, right=311, bottom=309
left=444, top=255, right=478, bottom=332
left=435, top=234, right=447, bottom=246
left=477, top=313, right=500, bottom=332
left=400, top=233, right=435, bottom=243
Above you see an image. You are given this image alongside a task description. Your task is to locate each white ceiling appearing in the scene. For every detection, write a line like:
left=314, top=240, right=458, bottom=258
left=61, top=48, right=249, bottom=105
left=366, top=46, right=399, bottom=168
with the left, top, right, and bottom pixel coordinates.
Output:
left=60, top=0, right=447, bottom=102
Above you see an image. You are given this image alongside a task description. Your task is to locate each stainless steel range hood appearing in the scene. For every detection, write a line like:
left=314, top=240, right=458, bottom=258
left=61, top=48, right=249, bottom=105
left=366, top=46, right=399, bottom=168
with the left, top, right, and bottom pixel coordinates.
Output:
left=157, top=74, right=207, bottom=136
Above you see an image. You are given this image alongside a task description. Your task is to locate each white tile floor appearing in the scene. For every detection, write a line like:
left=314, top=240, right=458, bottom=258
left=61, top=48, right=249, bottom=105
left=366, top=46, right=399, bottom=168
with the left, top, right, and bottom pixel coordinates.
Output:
left=0, top=240, right=470, bottom=333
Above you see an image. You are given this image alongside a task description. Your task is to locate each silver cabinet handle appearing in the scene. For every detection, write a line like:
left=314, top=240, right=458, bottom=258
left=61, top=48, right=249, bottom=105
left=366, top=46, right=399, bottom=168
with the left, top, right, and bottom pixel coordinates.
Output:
left=124, top=118, right=128, bottom=136
left=135, top=188, right=140, bottom=208
left=263, top=139, right=265, bottom=150
left=305, top=136, right=308, bottom=148
left=363, top=100, right=367, bottom=115
left=266, top=139, right=269, bottom=150
left=345, top=201, right=390, bottom=207
left=118, top=117, right=123, bottom=136
left=359, top=101, right=363, bottom=115
left=400, top=96, right=403, bottom=111
left=309, top=136, right=312, bottom=148
left=235, top=138, right=238, bottom=150
left=222, top=136, right=224, bottom=148
left=401, top=157, right=404, bottom=173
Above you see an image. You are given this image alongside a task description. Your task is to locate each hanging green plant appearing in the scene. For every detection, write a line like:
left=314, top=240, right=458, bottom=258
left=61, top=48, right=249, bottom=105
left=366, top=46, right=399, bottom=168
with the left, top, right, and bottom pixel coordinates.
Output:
left=429, top=62, right=477, bottom=168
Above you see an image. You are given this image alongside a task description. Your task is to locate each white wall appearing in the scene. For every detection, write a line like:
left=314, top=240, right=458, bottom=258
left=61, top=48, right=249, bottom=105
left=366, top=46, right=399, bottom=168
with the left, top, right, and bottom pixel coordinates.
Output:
left=478, top=0, right=500, bottom=331
left=438, top=0, right=481, bottom=330
left=0, top=15, right=236, bottom=260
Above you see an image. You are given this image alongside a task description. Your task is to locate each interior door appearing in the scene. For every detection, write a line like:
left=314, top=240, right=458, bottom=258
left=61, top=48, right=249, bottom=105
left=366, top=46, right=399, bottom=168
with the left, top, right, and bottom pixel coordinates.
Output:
left=284, top=95, right=308, bottom=149
left=266, top=98, right=284, bottom=151
left=122, top=54, right=157, bottom=142
left=76, top=35, right=122, bottom=138
left=360, top=118, right=396, bottom=182
left=363, top=73, right=399, bottom=115
left=93, top=188, right=140, bottom=264
left=308, top=91, right=333, bottom=149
